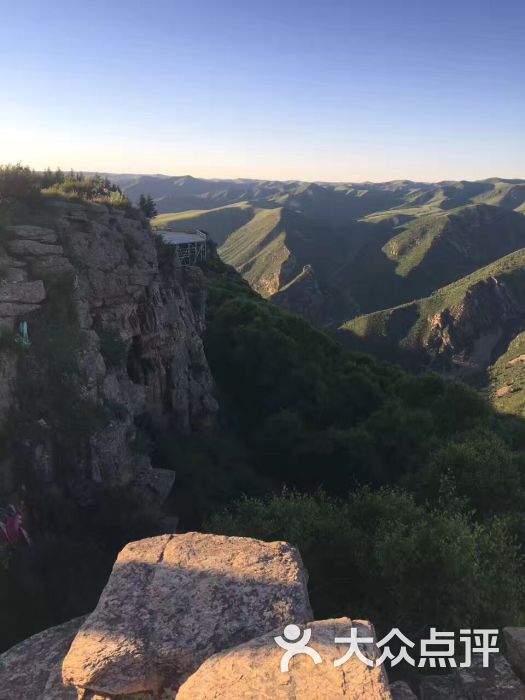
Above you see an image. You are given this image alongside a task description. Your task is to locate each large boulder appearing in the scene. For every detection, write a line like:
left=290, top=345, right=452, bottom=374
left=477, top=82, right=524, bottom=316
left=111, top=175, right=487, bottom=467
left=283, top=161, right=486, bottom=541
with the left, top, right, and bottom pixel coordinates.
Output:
left=419, top=675, right=465, bottom=700
left=456, top=654, right=525, bottom=699
left=8, top=225, right=59, bottom=244
left=390, top=681, right=418, bottom=699
left=62, top=533, right=312, bottom=698
left=176, top=618, right=392, bottom=700
left=0, top=617, right=85, bottom=700
left=505, top=627, right=525, bottom=683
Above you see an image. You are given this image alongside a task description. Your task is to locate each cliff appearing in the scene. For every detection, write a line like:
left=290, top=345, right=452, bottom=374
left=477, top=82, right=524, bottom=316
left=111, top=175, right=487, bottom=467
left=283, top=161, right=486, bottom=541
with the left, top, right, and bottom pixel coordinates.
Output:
left=0, top=197, right=218, bottom=501
left=341, top=248, right=525, bottom=377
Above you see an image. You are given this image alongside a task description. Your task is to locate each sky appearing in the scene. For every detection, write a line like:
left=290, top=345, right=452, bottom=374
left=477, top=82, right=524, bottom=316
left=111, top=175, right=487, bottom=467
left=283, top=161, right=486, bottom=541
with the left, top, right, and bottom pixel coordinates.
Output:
left=0, top=0, right=524, bottom=182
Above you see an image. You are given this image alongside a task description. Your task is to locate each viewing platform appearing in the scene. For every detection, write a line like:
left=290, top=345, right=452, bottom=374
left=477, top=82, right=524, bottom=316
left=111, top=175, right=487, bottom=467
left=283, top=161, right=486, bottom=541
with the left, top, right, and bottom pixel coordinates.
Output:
left=157, top=229, right=208, bottom=265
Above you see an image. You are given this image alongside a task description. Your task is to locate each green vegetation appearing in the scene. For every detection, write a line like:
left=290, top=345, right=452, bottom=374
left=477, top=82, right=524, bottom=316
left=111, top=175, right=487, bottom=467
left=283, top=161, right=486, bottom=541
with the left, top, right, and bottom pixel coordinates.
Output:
left=0, top=174, right=161, bottom=651
left=2, top=271, right=107, bottom=489
left=382, top=204, right=525, bottom=283
left=0, top=485, right=163, bottom=651
left=0, top=165, right=135, bottom=240
left=341, top=247, right=525, bottom=360
left=139, top=193, right=158, bottom=219
left=201, top=266, right=525, bottom=640
left=153, top=201, right=254, bottom=246
left=3, top=170, right=525, bottom=655
left=484, top=332, right=525, bottom=416
left=208, top=490, right=523, bottom=638
left=44, top=172, right=129, bottom=206
left=219, top=208, right=292, bottom=295
left=129, top=175, right=525, bottom=324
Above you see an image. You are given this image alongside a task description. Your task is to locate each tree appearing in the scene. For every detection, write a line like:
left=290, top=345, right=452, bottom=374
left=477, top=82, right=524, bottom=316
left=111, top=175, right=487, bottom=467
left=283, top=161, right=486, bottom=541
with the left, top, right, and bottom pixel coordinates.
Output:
left=139, top=194, right=157, bottom=219
left=207, top=489, right=525, bottom=637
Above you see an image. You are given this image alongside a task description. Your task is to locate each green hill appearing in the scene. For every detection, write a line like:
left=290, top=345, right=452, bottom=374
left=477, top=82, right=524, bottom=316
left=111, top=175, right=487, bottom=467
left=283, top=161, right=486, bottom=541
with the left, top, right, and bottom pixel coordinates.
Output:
left=382, top=204, right=525, bottom=287
left=129, top=174, right=525, bottom=325
left=341, top=247, right=525, bottom=375
left=484, top=331, right=525, bottom=416
left=152, top=202, right=256, bottom=246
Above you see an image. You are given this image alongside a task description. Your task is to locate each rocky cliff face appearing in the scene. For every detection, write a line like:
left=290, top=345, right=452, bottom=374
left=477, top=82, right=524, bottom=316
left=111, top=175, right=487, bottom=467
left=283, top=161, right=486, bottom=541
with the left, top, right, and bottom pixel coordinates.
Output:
left=271, top=265, right=328, bottom=325
left=0, top=198, right=218, bottom=498
left=426, top=276, right=525, bottom=374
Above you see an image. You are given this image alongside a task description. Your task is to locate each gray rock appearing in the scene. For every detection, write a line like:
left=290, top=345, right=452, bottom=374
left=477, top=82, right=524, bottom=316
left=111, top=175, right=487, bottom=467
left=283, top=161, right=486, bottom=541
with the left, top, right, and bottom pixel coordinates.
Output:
left=62, top=533, right=313, bottom=698
left=0, top=301, right=41, bottom=318
left=8, top=225, right=58, bottom=244
left=0, top=200, right=218, bottom=490
left=0, top=280, right=46, bottom=304
left=7, top=239, right=65, bottom=257
left=0, top=617, right=86, bottom=700
left=390, top=681, right=418, bottom=699
left=0, top=351, right=18, bottom=422
left=177, top=618, right=392, bottom=700
left=3, top=267, right=28, bottom=283
left=504, top=627, right=525, bottom=683
left=30, top=256, right=74, bottom=276
left=456, top=653, right=525, bottom=699
left=420, top=674, right=464, bottom=699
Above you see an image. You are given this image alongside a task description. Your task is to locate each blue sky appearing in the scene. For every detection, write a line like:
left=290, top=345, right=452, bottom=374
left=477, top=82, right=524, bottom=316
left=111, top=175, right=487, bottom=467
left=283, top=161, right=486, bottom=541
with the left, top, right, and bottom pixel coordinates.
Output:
left=0, top=0, right=523, bottom=181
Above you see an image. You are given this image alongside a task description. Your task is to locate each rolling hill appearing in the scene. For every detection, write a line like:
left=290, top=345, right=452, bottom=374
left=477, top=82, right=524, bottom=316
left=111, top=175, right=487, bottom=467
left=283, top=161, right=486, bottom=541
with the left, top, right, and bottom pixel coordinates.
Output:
left=340, top=248, right=525, bottom=376
left=138, top=173, right=525, bottom=406
left=152, top=202, right=255, bottom=246
left=140, top=175, right=525, bottom=325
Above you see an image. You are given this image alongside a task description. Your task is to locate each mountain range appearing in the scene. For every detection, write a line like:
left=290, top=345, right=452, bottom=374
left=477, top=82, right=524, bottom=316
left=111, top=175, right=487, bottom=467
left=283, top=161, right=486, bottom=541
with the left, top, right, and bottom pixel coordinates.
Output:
left=116, top=173, right=525, bottom=415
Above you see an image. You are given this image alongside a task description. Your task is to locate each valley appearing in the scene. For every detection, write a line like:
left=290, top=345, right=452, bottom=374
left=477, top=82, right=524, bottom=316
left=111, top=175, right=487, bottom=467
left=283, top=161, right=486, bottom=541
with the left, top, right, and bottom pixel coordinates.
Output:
left=125, top=173, right=525, bottom=416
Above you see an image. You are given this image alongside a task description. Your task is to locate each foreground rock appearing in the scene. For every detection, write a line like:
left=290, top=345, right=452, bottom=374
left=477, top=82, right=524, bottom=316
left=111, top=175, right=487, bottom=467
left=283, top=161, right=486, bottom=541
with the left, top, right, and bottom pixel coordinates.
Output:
left=419, top=675, right=466, bottom=699
left=505, top=627, right=525, bottom=683
left=177, top=618, right=392, bottom=700
left=0, top=617, right=85, bottom=700
left=390, top=681, right=418, bottom=699
left=62, top=532, right=312, bottom=698
left=456, top=653, right=525, bottom=699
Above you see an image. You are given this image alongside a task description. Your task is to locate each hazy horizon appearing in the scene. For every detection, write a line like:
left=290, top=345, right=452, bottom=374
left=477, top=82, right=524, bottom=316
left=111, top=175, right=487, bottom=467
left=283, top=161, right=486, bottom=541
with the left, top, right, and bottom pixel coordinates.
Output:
left=1, top=0, right=524, bottom=181
left=8, top=168, right=525, bottom=187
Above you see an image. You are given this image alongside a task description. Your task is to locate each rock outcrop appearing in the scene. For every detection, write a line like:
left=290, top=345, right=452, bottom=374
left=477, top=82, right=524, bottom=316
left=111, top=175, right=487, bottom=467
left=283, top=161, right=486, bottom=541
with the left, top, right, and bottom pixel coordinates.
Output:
left=176, top=618, right=392, bottom=700
left=456, top=653, right=525, bottom=699
left=0, top=616, right=85, bottom=700
left=0, top=199, right=218, bottom=496
left=3, top=533, right=525, bottom=699
left=418, top=654, right=525, bottom=700
left=62, top=532, right=313, bottom=698
left=390, top=681, right=418, bottom=699
left=505, top=627, right=525, bottom=682
left=271, top=264, right=328, bottom=326
left=427, top=276, right=525, bottom=373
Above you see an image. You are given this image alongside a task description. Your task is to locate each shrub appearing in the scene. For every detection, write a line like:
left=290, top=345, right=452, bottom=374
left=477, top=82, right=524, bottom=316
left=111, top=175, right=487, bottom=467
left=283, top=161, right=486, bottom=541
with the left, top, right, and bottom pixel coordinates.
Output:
left=0, top=485, right=164, bottom=651
left=208, top=489, right=525, bottom=638
left=44, top=172, right=130, bottom=207
left=139, top=194, right=157, bottom=219
left=0, top=164, right=41, bottom=206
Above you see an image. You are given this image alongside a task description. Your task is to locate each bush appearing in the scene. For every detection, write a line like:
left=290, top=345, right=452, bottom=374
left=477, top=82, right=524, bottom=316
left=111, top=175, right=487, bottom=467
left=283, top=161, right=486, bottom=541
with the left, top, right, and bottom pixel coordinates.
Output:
left=0, top=164, right=41, bottom=206
left=204, top=272, right=525, bottom=504
left=0, top=485, right=164, bottom=651
left=44, top=172, right=130, bottom=207
left=208, top=489, right=525, bottom=638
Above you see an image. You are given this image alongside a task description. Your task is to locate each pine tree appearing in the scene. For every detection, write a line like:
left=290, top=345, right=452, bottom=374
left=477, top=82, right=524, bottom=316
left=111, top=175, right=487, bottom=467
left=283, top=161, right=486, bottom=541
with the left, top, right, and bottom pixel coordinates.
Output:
left=139, top=194, right=157, bottom=219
